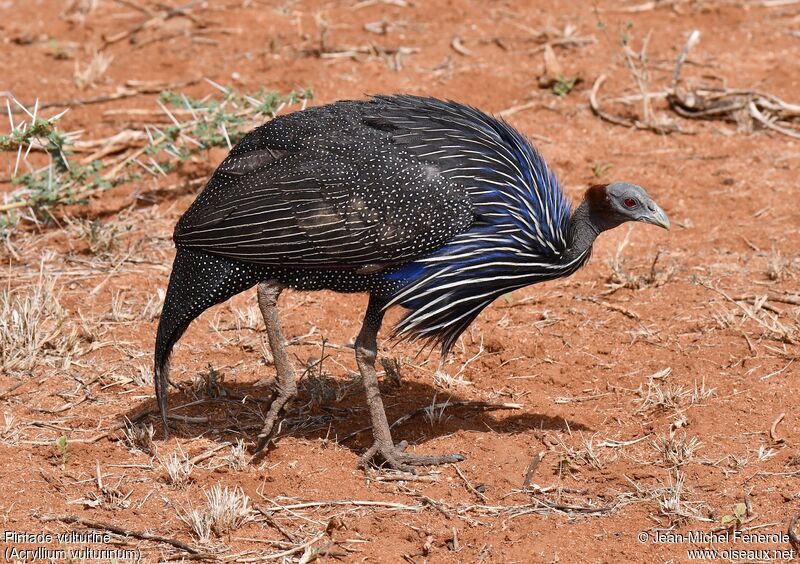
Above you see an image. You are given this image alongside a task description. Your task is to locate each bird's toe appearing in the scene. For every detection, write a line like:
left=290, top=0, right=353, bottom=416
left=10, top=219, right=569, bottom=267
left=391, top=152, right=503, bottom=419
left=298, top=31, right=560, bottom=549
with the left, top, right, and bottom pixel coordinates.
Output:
left=361, top=439, right=464, bottom=472
left=396, top=451, right=465, bottom=466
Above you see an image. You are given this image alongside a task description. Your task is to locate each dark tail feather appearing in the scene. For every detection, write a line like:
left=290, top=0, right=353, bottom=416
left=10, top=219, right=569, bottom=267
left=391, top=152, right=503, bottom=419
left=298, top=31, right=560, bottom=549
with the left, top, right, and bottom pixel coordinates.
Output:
left=154, top=248, right=264, bottom=436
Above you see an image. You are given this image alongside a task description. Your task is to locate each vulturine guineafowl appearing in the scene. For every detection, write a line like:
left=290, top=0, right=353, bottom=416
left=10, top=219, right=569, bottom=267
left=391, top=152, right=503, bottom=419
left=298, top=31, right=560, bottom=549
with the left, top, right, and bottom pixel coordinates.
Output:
left=154, top=95, right=669, bottom=471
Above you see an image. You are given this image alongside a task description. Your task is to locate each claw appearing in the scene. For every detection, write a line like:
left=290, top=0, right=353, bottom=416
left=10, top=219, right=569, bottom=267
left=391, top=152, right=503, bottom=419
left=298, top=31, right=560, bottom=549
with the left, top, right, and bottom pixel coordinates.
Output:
left=360, top=440, right=464, bottom=472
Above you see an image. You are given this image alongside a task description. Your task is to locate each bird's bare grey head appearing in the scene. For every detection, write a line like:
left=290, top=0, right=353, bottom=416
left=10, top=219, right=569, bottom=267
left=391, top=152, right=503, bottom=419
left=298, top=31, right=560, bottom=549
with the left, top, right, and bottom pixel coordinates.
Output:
left=586, top=181, right=670, bottom=231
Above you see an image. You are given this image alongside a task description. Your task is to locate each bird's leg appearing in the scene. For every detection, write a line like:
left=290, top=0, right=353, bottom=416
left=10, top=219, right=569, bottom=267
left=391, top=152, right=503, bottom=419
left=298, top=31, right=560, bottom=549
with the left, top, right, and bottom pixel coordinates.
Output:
left=357, top=296, right=464, bottom=472
left=254, top=280, right=297, bottom=453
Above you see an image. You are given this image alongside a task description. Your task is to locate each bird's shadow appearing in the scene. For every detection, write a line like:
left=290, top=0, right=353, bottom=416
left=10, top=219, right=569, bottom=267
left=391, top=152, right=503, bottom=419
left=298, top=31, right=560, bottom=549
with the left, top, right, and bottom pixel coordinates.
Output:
left=123, top=373, right=591, bottom=456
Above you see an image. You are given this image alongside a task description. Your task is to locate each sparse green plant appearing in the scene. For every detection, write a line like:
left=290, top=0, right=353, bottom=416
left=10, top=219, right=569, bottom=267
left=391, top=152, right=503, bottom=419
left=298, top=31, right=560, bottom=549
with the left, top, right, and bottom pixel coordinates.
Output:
left=380, top=356, right=402, bottom=385
left=552, top=74, right=578, bottom=97
left=0, top=103, right=114, bottom=230
left=69, top=217, right=120, bottom=254
left=1, top=86, right=312, bottom=234
left=720, top=502, right=747, bottom=528
left=591, top=162, right=611, bottom=178
left=46, top=39, right=71, bottom=60
left=55, top=435, right=69, bottom=466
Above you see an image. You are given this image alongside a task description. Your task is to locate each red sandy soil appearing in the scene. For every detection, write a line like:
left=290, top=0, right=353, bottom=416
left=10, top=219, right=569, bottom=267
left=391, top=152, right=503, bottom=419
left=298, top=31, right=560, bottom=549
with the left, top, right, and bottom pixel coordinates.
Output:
left=1, top=0, right=799, bottom=562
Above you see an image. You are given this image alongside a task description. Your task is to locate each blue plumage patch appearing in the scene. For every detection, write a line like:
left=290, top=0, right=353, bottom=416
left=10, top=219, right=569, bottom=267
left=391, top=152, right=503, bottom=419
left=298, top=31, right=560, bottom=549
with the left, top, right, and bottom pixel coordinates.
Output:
left=372, top=96, right=580, bottom=353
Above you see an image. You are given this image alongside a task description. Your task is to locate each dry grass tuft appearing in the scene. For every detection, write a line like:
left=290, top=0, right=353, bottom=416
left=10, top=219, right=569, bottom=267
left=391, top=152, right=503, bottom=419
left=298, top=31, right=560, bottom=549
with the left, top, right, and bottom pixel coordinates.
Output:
left=608, top=231, right=676, bottom=290
left=766, top=248, right=797, bottom=281
left=0, top=273, right=78, bottom=374
left=0, top=413, right=18, bottom=445
left=122, top=421, right=155, bottom=454
left=651, top=431, right=703, bottom=467
left=179, top=507, right=213, bottom=545
left=226, top=439, right=248, bottom=471
left=160, top=447, right=194, bottom=487
left=62, top=0, right=100, bottom=25
left=74, top=50, right=113, bottom=90
left=636, top=368, right=690, bottom=412
left=423, top=395, right=452, bottom=427
left=67, top=217, right=120, bottom=255
left=179, top=484, right=252, bottom=542
left=190, top=364, right=225, bottom=400
left=690, top=378, right=715, bottom=404
left=132, top=363, right=154, bottom=387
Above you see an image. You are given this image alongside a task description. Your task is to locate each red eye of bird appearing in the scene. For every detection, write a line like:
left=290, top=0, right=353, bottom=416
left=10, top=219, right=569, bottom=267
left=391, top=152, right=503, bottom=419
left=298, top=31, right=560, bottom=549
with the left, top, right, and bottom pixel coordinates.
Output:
left=623, top=198, right=638, bottom=208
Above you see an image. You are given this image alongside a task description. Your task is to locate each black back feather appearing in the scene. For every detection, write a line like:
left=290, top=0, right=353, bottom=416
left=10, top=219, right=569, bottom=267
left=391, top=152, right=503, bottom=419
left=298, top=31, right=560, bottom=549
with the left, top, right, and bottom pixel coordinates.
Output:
left=174, top=99, right=475, bottom=269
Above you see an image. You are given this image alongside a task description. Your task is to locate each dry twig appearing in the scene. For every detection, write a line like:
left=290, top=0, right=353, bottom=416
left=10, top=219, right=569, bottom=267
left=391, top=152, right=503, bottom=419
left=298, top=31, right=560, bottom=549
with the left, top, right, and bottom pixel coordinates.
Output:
left=39, top=514, right=206, bottom=556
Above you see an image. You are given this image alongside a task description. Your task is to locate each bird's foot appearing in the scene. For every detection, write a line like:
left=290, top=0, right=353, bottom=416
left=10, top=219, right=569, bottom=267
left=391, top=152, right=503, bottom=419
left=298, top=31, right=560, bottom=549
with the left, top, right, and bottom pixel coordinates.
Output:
left=359, top=439, right=464, bottom=473
left=253, top=386, right=296, bottom=453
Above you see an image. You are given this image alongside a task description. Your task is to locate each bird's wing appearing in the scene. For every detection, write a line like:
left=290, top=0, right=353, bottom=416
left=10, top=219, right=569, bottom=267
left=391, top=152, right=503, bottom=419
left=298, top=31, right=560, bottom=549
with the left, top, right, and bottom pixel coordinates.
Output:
left=364, top=95, right=573, bottom=257
left=174, top=104, right=474, bottom=268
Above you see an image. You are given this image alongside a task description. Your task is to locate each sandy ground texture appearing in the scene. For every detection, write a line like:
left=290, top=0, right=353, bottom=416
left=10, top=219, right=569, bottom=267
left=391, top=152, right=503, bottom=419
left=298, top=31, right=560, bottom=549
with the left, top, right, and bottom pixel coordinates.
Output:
left=1, top=0, right=800, bottom=562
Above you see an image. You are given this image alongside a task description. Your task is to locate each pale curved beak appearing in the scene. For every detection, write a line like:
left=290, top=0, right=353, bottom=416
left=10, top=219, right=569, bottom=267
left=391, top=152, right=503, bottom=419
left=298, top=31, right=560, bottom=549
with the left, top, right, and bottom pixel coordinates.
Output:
left=641, top=202, right=670, bottom=230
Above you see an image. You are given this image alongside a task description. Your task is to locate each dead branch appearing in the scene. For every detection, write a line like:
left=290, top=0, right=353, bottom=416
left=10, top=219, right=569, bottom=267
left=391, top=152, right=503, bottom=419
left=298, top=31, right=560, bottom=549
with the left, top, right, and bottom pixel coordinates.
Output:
left=257, top=499, right=423, bottom=513
left=671, top=30, right=700, bottom=91
left=0, top=379, right=30, bottom=400
left=769, top=413, right=786, bottom=444
left=454, top=465, right=488, bottom=502
left=239, top=533, right=326, bottom=562
left=101, top=0, right=204, bottom=48
left=701, top=280, right=798, bottom=345
left=590, top=75, right=652, bottom=130
left=374, top=472, right=440, bottom=483
left=522, top=451, right=545, bottom=488
left=8, top=78, right=200, bottom=112
left=667, top=30, right=800, bottom=138
left=575, top=294, right=640, bottom=320
left=255, top=507, right=300, bottom=543
left=591, top=27, right=800, bottom=138
left=39, top=514, right=208, bottom=556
